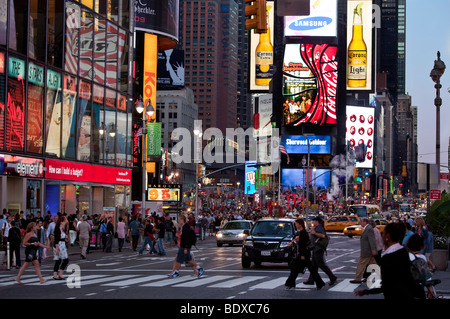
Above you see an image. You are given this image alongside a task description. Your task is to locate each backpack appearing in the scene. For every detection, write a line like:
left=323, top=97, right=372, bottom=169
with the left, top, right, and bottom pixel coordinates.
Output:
left=315, top=234, right=329, bottom=251
left=164, top=219, right=174, bottom=231
left=410, top=254, right=431, bottom=284
left=99, top=222, right=107, bottom=233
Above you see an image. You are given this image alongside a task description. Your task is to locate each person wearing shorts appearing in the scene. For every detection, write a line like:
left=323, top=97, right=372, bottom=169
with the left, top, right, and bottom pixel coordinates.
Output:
left=167, top=214, right=204, bottom=278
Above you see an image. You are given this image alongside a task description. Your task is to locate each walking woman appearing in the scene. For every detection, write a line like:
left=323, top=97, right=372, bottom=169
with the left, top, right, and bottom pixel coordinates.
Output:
left=53, top=217, right=69, bottom=280
left=15, top=222, right=51, bottom=284
left=285, top=218, right=325, bottom=290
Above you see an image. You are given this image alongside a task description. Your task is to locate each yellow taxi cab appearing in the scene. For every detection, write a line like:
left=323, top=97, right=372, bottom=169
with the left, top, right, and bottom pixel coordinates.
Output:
left=324, top=215, right=360, bottom=232
left=343, top=219, right=390, bottom=238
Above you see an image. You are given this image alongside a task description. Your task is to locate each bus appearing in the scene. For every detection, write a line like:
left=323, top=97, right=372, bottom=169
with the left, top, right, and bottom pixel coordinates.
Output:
left=399, top=203, right=414, bottom=214
left=348, top=204, right=381, bottom=218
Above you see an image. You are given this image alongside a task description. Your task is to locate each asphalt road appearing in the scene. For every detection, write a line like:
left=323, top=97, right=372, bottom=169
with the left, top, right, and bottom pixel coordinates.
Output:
left=0, top=232, right=386, bottom=300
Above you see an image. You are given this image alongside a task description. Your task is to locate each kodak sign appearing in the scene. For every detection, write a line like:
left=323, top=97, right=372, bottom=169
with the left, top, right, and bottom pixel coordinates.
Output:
left=143, top=33, right=157, bottom=122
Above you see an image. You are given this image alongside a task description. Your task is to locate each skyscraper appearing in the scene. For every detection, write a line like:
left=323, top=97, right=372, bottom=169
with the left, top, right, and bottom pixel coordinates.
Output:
left=180, top=0, right=239, bottom=133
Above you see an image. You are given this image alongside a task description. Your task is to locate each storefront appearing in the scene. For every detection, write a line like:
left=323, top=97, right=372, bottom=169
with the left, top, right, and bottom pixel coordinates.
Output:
left=44, top=159, right=131, bottom=220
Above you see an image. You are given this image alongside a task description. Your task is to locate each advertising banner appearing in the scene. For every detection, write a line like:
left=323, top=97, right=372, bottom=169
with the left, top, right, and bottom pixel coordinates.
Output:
left=253, top=94, right=273, bottom=137
left=45, top=159, right=131, bottom=185
left=346, top=0, right=373, bottom=91
left=346, top=105, right=375, bottom=168
left=147, top=184, right=181, bottom=202
left=282, top=43, right=338, bottom=126
left=0, top=154, right=44, bottom=177
left=249, top=1, right=274, bottom=92
left=281, top=135, right=331, bottom=154
left=157, top=49, right=185, bottom=88
left=147, top=122, right=162, bottom=156
left=135, top=0, right=179, bottom=50
left=143, top=33, right=157, bottom=123
left=284, top=0, right=337, bottom=37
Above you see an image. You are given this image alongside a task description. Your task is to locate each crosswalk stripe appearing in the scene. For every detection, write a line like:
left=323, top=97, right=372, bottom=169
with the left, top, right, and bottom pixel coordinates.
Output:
left=328, top=279, right=359, bottom=292
left=208, top=276, right=266, bottom=288
left=249, top=277, right=287, bottom=289
left=140, top=276, right=195, bottom=287
left=102, top=275, right=167, bottom=286
left=29, top=275, right=103, bottom=286
left=78, top=275, right=135, bottom=286
left=172, top=275, right=234, bottom=288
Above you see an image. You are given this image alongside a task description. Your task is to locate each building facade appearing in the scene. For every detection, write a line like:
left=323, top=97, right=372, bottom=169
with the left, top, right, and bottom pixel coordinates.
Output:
left=0, top=0, right=134, bottom=219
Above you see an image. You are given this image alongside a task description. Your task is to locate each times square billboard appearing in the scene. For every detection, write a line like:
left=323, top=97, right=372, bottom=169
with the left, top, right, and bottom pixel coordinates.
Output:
left=282, top=43, right=338, bottom=126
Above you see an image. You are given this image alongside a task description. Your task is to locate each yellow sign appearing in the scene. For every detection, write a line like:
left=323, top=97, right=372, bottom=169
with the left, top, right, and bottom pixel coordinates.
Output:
left=143, top=33, right=158, bottom=123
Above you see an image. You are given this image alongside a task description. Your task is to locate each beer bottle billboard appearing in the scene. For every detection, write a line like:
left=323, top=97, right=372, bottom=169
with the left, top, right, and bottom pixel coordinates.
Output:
left=347, top=1, right=372, bottom=91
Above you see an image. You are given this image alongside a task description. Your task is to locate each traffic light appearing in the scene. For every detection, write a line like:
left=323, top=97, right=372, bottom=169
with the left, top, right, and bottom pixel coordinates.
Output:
left=245, top=0, right=267, bottom=34
left=353, top=168, right=358, bottom=179
left=402, top=165, right=407, bottom=177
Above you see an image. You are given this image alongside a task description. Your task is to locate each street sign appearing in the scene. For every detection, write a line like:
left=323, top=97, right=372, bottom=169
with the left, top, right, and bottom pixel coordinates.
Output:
left=430, top=190, right=441, bottom=200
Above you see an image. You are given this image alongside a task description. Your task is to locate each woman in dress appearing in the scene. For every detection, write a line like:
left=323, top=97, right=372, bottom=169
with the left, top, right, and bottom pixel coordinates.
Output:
left=15, top=222, right=50, bottom=284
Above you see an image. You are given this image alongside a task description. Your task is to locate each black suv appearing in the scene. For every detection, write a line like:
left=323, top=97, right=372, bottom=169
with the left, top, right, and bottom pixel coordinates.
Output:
left=241, top=219, right=296, bottom=268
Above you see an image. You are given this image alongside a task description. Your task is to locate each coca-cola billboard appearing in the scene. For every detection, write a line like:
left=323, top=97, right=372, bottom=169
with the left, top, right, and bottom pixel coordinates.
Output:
left=282, top=43, right=338, bottom=126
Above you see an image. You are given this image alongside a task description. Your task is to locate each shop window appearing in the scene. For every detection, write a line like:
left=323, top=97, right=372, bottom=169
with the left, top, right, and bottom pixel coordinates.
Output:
left=26, top=61, right=44, bottom=154
left=29, top=0, right=46, bottom=62
left=105, top=89, right=116, bottom=165
left=62, top=74, right=77, bottom=159
left=45, top=69, right=62, bottom=157
left=94, top=16, right=106, bottom=85
left=105, top=22, right=118, bottom=89
left=0, top=0, right=6, bottom=47
left=65, top=2, right=80, bottom=75
left=99, top=0, right=119, bottom=23
left=118, top=28, right=129, bottom=93
left=79, top=9, right=94, bottom=79
left=8, top=0, right=28, bottom=55
left=116, top=94, right=126, bottom=166
left=92, top=84, right=104, bottom=163
left=6, top=56, right=25, bottom=151
left=47, top=0, right=64, bottom=68
left=120, top=0, right=129, bottom=29
left=77, top=80, right=92, bottom=161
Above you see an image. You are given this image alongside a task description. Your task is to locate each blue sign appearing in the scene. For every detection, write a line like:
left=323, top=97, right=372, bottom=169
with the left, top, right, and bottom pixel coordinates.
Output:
left=281, top=135, right=331, bottom=154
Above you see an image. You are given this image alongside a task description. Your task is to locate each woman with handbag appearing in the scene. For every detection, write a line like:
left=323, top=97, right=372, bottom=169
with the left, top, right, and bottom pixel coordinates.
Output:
left=285, top=219, right=325, bottom=290
left=52, top=218, right=69, bottom=280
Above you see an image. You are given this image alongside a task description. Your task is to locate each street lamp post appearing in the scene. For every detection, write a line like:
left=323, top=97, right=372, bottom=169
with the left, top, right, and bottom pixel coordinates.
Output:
left=136, top=95, right=155, bottom=217
left=193, top=124, right=202, bottom=220
left=430, top=51, right=446, bottom=170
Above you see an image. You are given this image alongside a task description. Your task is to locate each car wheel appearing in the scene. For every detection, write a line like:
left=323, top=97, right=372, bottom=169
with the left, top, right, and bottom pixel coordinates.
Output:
left=254, top=261, right=262, bottom=267
left=242, top=257, right=251, bottom=268
left=347, top=235, right=353, bottom=238
left=217, top=243, right=223, bottom=247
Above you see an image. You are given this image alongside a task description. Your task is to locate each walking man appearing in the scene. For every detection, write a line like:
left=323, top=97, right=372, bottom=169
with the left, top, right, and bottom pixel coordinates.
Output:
left=350, top=217, right=378, bottom=283
left=78, top=215, right=92, bottom=259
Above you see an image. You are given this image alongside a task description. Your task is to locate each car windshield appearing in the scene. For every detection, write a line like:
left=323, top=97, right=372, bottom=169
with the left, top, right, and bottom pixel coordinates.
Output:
left=251, top=221, right=293, bottom=237
left=223, top=222, right=251, bottom=230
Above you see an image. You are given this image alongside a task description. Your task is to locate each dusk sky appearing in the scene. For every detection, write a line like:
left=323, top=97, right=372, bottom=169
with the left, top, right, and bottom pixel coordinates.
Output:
left=406, top=0, right=450, bottom=171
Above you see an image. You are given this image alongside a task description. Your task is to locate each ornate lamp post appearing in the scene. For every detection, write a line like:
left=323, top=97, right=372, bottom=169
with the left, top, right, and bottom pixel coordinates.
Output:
left=430, top=51, right=446, bottom=169
left=136, top=95, right=155, bottom=217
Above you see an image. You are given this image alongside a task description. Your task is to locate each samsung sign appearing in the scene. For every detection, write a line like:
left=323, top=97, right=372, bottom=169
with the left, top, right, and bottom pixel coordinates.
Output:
left=281, top=135, right=331, bottom=154
left=284, top=0, right=337, bottom=37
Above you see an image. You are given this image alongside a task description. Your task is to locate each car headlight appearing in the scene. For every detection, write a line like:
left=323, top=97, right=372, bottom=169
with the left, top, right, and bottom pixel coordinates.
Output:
left=280, top=241, right=292, bottom=248
left=238, top=233, right=246, bottom=238
left=244, top=239, right=253, bottom=247
left=216, top=233, right=223, bottom=238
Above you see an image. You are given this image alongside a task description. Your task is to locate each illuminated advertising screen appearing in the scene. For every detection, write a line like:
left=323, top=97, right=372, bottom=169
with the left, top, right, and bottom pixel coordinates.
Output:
left=157, top=49, right=185, bottom=88
left=147, top=184, right=181, bottom=202
left=249, top=1, right=274, bottom=92
left=45, top=159, right=132, bottom=185
left=282, top=168, right=331, bottom=190
left=282, top=43, right=338, bottom=126
left=135, top=0, right=179, bottom=51
left=284, top=0, right=337, bottom=37
left=281, top=135, right=331, bottom=154
left=346, top=105, right=374, bottom=168
left=245, top=161, right=257, bottom=195
left=0, top=154, right=44, bottom=177
left=6, top=56, right=25, bottom=151
left=346, top=0, right=373, bottom=91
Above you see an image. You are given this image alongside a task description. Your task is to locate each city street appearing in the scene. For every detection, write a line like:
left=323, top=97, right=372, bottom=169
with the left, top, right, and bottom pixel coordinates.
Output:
left=0, top=233, right=382, bottom=300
